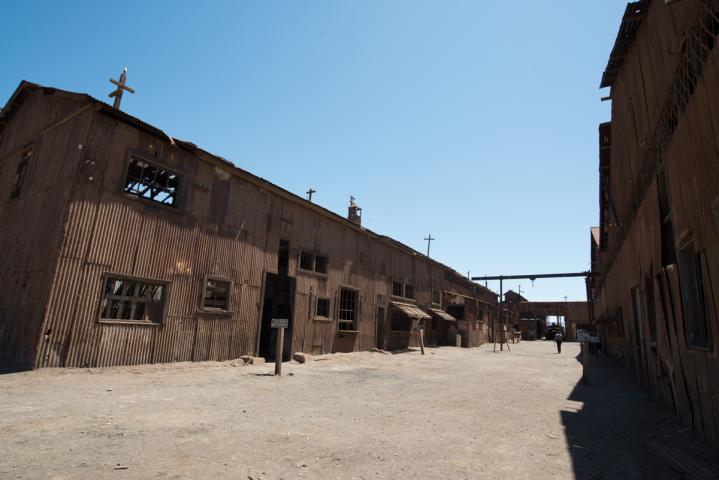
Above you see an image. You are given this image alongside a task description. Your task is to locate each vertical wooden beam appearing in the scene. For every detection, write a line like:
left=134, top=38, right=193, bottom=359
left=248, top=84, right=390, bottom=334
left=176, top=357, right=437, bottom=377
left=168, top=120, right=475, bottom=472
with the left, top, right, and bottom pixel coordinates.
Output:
left=275, top=327, right=284, bottom=376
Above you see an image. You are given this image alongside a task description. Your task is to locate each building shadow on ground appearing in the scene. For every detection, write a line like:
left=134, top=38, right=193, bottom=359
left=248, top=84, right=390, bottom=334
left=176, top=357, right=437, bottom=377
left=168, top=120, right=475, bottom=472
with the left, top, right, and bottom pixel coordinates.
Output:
left=560, top=351, right=719, bottom=479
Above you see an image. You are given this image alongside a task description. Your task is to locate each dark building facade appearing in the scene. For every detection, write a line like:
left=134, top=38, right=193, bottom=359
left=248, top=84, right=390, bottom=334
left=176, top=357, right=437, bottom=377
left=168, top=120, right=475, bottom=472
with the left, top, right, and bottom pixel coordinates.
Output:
left=591, top=0, right=719, bottom=446
left=0, top=82, right=498, bottom=371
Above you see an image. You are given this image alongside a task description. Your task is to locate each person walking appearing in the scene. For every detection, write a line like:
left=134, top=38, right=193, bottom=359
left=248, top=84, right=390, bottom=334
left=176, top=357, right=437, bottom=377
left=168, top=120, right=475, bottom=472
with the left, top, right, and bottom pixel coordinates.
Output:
left=554, top=332, right=563, bottom=353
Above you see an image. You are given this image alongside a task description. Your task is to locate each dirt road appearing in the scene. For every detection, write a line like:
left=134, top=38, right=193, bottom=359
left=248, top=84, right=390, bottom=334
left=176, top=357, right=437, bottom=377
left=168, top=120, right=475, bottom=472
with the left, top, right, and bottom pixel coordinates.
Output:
left=1, top=341, right=716, bottom=479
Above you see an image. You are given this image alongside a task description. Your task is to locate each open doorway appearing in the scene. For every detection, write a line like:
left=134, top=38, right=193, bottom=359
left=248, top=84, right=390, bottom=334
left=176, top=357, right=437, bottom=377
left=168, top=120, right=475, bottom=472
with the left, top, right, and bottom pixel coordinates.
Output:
left=258, top=240, right=295, bottom=362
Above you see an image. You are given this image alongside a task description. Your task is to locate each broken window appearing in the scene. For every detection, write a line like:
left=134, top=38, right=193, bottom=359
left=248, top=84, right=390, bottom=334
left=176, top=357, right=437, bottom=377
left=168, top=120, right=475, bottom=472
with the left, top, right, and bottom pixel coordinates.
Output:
left=315, top=297, right=330, bottom=319
left=431, top=288, right=442, bottom=306
left=677, top=242, right=711, bottom=349
left=100, top=275, right=167, bottom=324
left=298, top=250, right=329, bottom=275
left=124, top=155, right=180, bottom=207
left=9, top=149, right=31, bottom=200
left=338, top=287, right=359, bottom=331
left=404, top=284, right=414, bottom=300
left=202, top=277, right=232, bottom=311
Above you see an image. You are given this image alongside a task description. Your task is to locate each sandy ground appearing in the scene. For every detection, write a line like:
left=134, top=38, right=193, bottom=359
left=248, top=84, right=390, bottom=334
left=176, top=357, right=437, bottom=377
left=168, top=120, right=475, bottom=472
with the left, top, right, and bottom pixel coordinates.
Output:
left=1, top=341, right=717, bottom=480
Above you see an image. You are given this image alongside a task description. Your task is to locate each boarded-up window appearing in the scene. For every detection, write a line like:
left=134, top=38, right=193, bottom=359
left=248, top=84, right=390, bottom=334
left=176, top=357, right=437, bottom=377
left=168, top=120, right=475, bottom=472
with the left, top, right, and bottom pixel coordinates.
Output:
left=677, top=243, right=711, bottom=349
left=124, top=155, right=180, bottom=207
left=202, top=277, right=232, bottom=311
left=315, top=297, right=330, bottom=318
left=9, top=149, right=31, bottom=200
left=338, top=288, right=358, bottom=331
left=100, top=276, right=167, bottom=324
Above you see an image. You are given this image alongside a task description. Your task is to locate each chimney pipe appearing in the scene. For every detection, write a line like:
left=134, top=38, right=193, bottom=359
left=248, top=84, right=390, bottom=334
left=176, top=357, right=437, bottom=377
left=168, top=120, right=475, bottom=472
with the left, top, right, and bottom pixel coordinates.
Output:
left=348, top=196, right=362, bottom=225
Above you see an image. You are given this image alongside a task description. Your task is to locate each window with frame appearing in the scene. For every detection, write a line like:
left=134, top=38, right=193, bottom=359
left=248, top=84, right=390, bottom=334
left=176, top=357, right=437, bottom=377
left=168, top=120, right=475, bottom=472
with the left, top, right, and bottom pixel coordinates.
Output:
left=124, top=155, right=181, bottom=207
left=315, top=297, right=331, bottom=319
left=10, top=149, right=31, bottom=200
left=298, top=250, right=329, bottom=275
left=431, top=288, right=442, bottom=306
left=100, top=276, right=167, bottom=324
left=299, top=251, right=314, bottom=270
left=202, top=277, right=232, bottom=311
left=677, top=242, right=711, bottom=349
left=338, top=287, right=359, bottom=331
left=404, top=284, right=414, bottom=300
left=391, top=280, right=415, bottom=300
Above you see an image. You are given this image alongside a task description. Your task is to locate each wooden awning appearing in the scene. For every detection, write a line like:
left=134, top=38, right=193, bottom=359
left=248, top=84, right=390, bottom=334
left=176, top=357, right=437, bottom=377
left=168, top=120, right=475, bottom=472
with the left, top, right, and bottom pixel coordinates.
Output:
left=391, top=302, right=431, bottom=320
left=429, top=308, right=456, bottom=322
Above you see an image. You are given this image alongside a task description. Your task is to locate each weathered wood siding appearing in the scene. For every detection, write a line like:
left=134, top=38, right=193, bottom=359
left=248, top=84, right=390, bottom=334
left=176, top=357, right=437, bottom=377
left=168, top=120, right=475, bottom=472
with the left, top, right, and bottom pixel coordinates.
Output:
left=594, top=0, right=719, bottom=446
left=0, top=90, right=94, bottom=371
left=2, top=91, right=495, bottom=369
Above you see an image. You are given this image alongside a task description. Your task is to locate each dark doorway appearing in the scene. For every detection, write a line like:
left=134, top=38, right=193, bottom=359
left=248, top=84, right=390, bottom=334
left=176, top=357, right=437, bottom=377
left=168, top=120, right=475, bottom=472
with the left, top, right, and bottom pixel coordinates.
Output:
left=376, top=306, right=386, bottom=349
left=258, top=240, right=295, bottom=362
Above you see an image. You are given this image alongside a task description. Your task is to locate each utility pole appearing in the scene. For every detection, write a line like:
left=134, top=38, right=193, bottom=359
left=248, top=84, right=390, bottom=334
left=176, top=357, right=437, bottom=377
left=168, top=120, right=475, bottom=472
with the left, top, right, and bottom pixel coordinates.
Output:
left=306, top=188, right=316, bottom=202
left=108, top=68, right=135, bottom=110
left=424, top=234, right=435, bottom=257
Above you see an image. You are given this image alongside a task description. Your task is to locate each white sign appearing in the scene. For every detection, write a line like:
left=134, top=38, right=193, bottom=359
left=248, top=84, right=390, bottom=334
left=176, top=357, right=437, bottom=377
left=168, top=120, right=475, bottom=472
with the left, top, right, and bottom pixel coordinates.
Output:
left=271, top=318, right=289, bottom=328
left=577, top=330, right=600, bottom=343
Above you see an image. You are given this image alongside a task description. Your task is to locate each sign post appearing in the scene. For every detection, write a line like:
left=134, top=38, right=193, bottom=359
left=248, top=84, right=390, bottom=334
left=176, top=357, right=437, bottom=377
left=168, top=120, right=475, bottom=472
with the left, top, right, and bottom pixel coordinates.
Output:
left=271, top=318, right=288, bottom=376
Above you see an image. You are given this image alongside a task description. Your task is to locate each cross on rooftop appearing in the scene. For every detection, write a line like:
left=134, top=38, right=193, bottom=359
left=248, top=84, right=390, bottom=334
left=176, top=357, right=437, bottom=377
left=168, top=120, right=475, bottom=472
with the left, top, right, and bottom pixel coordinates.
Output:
left=424, top=234, right=435, bottom=257
left=108, top=68, right=135, bottom=109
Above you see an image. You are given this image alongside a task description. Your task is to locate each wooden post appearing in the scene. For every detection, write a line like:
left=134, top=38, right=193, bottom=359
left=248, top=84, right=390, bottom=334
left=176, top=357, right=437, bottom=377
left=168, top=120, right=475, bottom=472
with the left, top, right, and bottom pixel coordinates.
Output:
left=499, top=277, right=504, bottom=351
left=275, top=326, right=285, bottom=376
left=418, top=327, right=425, bottom=355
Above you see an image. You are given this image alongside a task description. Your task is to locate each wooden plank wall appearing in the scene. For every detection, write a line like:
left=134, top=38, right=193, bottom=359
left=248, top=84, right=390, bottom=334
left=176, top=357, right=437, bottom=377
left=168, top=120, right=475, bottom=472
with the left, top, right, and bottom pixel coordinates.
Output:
left=594, top=0, right=719, bottom=446
left=29, top=100, right=495, bottom=369
left=0, top=91, right=95, bottom=371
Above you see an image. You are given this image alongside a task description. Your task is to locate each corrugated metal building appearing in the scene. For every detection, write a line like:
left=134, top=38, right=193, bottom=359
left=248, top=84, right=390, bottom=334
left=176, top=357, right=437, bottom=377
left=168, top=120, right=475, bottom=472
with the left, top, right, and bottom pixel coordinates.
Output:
left=0, top=82, right=498, bottom=371
left=591, top=0, right=719, bottom=446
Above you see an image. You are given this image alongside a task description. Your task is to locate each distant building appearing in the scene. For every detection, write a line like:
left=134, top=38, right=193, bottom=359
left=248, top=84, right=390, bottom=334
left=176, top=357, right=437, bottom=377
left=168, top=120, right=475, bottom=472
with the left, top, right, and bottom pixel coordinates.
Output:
left=591, top=0, right=719, bottom=446
left=0, top=82, right=498, bottom=371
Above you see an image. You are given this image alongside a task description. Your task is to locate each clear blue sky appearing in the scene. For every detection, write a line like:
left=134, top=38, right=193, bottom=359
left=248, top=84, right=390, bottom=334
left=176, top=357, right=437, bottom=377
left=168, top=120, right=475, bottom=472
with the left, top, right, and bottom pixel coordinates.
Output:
left=2, top=1, right=627, bottom=301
